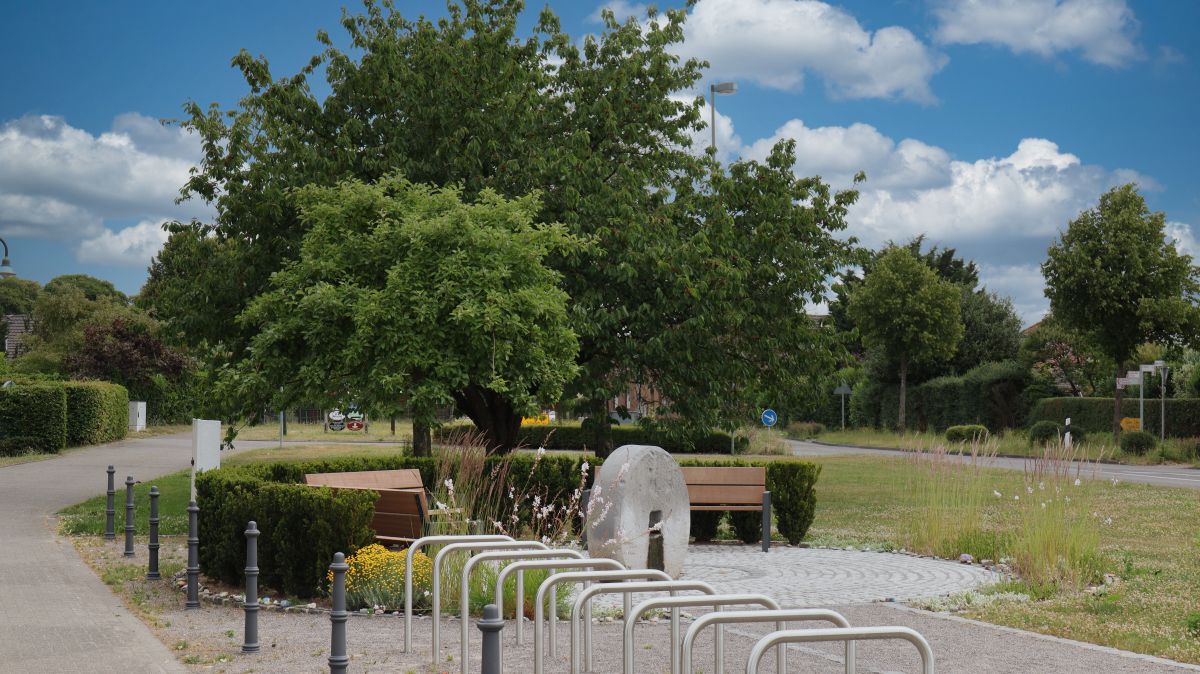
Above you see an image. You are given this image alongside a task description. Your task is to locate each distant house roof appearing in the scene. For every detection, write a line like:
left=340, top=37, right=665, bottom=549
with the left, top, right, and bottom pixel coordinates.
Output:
left=1021, top=320, right=1043, bottom=335
left=4, top=314, right=33, bottom=359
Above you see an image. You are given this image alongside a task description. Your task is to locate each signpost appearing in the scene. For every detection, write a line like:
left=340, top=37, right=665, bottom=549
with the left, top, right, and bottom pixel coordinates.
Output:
left=833, top=383, right=852, bottom=430
left=1154, top=360, right=1169, bottom=440
left=1139, top=364, right=1155, bottom=431
left=760, top=409, right=777, bottom=428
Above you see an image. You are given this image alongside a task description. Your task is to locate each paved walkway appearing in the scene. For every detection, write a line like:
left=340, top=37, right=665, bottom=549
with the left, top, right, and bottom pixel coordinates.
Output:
left=790, top=439, right=1200, bottom=490
left=0, top=434, right=212, bottom=673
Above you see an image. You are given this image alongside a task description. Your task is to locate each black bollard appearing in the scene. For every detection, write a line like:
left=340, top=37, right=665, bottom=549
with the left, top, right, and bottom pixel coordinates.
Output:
left=242, top=521, right=260, bottom=654
left=123, top=476, right=135, bottom=558
left=147, top=486, right=161, bottom=579
left=104, top=466, right=116, bottom=541
left=186, top=500, right=200, bottom=609
left=329, top=552, right=349, bottom=673
left=478, top=604, right=505, bottom=674
left=761, top=491, right=772, bottom=553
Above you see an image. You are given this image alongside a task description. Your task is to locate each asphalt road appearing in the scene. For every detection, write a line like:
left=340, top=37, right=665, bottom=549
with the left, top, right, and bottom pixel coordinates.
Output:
left=788, top=439, right=1200, bottom=490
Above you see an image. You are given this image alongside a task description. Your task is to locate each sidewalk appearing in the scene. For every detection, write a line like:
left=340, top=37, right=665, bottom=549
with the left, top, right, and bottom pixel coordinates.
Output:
left=0, top=434, right=200, bottom=673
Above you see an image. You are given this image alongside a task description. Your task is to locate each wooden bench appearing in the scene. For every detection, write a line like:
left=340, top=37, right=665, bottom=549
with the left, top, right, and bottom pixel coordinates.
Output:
left=681, top=466, right=772, bottom=552
left=304, top=469, right=453, bottom=545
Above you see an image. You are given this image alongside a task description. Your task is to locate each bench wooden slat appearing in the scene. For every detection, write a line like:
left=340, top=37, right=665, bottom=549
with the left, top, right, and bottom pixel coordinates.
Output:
left=680, top=466, right=766, bottom=486
left=304, top=469, right=424, bottom=490
left=686, top=484, right=766, bottom=507
left=691, top=505, right=763, bottom=511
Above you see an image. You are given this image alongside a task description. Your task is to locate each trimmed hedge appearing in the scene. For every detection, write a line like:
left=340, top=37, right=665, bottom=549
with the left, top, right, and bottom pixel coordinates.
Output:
left=0, top=383, right=67, bottom=456
left=198, top=454, right=820, bottom=594
left=852, top=361, right=1030, bottom=432
left=434, top=423, right=750, bottom=454
left=65, top=381, right=128, bottom=446
left=1120, top=430, right=1157, bottom=456
left=1028, top=398, right=1200, bottom=438
left=945, top=425, right=989, bottom=443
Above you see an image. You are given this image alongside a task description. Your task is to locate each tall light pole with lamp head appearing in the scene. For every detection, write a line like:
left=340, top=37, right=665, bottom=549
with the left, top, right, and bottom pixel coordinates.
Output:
left=0, top=238, right=15, bottom=279
left=709, top=82, right=737, bottom=153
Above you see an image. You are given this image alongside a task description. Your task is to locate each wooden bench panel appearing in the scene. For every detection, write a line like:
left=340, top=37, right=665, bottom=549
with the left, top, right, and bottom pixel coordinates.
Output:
left=304, top=469, right=424, bottom=491
left=680, top=466, right=766, bottom=486
left=685, top=484, right=766, bottom=506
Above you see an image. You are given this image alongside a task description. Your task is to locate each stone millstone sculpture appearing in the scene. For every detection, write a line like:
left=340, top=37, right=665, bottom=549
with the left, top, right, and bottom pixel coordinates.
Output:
left=587, top=444, right=690, bottom=577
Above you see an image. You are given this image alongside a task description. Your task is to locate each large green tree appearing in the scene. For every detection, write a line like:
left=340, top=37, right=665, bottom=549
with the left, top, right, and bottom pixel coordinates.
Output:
left=231, top=175, right=581, bottom=453
left=143, top=0, right=858, bottom=449
left=848, top=246, right=963, bottom=429
left=1042, top=184, right=1200, bottom=438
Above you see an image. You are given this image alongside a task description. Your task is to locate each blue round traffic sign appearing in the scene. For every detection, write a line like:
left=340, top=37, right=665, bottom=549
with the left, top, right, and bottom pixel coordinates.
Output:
left=761, top=408, right=777, bottom=427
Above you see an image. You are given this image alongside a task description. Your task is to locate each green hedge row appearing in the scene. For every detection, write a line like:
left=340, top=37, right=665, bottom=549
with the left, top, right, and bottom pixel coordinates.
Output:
left=65, top=381, right=128, bottom=446
left=197, top=454, right=820, bottom=596
left=850, top=360, right=1031, bottom=432
left=676, top=458, right=821, bottom=545
left=1028, top=398, right=1200, bottom=438
left=0, top=383, right=67, bottom=455
left=434, top=423, right=749, bottom=454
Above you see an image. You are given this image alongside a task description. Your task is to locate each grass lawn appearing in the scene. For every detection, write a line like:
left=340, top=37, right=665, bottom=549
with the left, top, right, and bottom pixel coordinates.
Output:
left=815, top=427, right=1197, bottom=465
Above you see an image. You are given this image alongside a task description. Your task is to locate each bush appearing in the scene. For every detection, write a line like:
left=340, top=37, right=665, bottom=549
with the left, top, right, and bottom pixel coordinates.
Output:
left=0, top=382, right=67, bottom=455
left=1120, top=430, right=1157, bottom=456
left=945, top=425, right=989, bottom=443
left=916, top=361, right=1030, bottom=432
left=336, top=544, right=432, bottom=611
left=729, top=511, right=762, bottom=544
left=435, top=423, right=749, bottom=454
left=64, top=381, right=128, bottom=446
left=1028, top=420, right=1061, bottom=446
left=1028, top=398, right=1200, bottom=438
left=785, top=422, right=825, bottom=438
left=678, top=458, right=821, bottom=546
left=690, top=511, right=722, bottom=542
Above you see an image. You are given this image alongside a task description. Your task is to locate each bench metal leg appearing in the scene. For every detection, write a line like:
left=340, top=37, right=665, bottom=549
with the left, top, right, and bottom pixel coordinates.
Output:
left=762, top=491, right=771, bottom=553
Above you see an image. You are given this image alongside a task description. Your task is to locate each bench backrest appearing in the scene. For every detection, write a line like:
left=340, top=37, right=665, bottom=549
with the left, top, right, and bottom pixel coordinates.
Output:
left=304, top=469, right=424, bottom=491
left=681, top=466, right=767, bottom=507
left=369, top=488, right=428, bottom=541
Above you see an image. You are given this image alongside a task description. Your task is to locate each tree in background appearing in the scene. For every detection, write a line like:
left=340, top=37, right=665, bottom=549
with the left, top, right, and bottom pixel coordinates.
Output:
left=1020, top=316, right=1114, bottom=397
left=951, top=289, right=1022, bottom=374
left=0, top=278, right=40, bottom=315
left=231, top=176, right=581, bottom=454
left=1042, top=184, right=1200, bottom=439
left=849, top=246, right=963, bottom=429
left=142, top=1, right=857, bottom=450
left=44, top=274, right=126, bottom=304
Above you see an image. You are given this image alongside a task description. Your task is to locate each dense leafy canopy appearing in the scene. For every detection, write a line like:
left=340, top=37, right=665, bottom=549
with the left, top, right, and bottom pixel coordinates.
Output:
left=44, top=274, right=126, bottom=304
left=848, top=246, right=963, bottom=429
left=232, top=176, right=581, bottom=452
left=0, top=278, right=40, bottom=316
left=142, top=0, right=860, bottom=446
left=1042, top=184, right=1200, bottom=434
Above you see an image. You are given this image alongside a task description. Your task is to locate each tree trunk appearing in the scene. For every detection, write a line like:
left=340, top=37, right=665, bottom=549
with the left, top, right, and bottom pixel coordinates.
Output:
left=897, top=355, right=908, bottom=431
left=1113, top=363, right=1124, bottom=444
left=451, top=384, right=522, bottom=454
left=412, top=419, right=432, bottom=457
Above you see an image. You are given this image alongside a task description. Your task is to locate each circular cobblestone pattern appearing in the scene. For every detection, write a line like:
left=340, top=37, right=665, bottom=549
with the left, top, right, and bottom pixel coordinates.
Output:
left=656, top=545, right=997, bottom=607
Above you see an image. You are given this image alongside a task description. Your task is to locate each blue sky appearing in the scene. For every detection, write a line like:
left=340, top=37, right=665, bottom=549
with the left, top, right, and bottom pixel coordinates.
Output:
left=1, top=0, right=1197, bottom=323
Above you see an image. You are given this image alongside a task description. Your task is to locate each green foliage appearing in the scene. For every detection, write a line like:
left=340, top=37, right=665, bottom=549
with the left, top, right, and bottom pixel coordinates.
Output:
left=945, top=425, right=989, bottom=443
left=1042, top=184, right=1200, bottom=432
left=785, top=422, right=825, bottom=438
left=729, top=512, right=763, bottom=544
left=64, top=381, right=128, bottom=446
left=1120, top=430, right=1158, bottom=456
left=1029, top=420, right=1063, bottom=446
left=916, top=361, right=1031, bottom=432
left=44, top=274, right=126, bottom=303
left=0, top=383, right=67, bottom=455
left=1028, top=398, right=1200, bottom=438
left=952, top=289, right=1022, bottom=374
left=0, top=278, right=40, bottom=315
left=1020, top=316, right=1115, bottom=397
left=677, top=458, right=821, bottom=545
left=438, top=423, right=749, bottom=454
left=1186, top=612, right=1200, bottom=638
left=689, top=511, right=722, bottom=543
left=231, top=176, right=581, bottom=453
left=848, top=246, right=963, bottom=429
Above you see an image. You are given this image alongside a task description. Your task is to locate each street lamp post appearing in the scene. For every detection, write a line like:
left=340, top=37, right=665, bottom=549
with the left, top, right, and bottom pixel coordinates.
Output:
left=1154, top=360, right=1168, bottom=440
left=709, top=82, right=737, bottom=152
left=0, top=238, right=15, bottom=279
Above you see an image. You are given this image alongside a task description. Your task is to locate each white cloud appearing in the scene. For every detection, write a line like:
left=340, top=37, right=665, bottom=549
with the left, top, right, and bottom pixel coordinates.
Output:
left=590, top=0, right=648, bottom=23
left=1166, top=221, right=1198, bottom=259
left=932, top=0, right=1140, bottom=67
left=979, top=263, right=1049, bottom=325
left=678, top=0, right=946, bottom=103
left=77, top=219, right=171, bottom=267
left=0, top=113, right=210, bottom=265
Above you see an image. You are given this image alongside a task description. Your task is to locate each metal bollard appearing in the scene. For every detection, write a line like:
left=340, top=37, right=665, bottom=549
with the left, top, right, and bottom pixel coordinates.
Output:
left=186, top=500, right=200, bottom=609
left=242, top=521, right=260, bottom=654
left=147, top=486, right=161, bottom=579
left=328, top=552, right=350, bottom=674
left=123, top=476, right=135, bottom=557
left=478, top=604, right=504, bottom=674
left=105, top=465, right=116, bottom=540
left=762, top=491, right=772, bottom=553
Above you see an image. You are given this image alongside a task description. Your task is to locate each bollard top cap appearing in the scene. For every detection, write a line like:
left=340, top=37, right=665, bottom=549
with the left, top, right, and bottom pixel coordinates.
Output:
left=246, top=520, right=259, bottom=535
left=150, top=485, right=159, bottom=493
left=330, top=551, right=349, bottom=571
left=107, top=465, right=114, bottom=471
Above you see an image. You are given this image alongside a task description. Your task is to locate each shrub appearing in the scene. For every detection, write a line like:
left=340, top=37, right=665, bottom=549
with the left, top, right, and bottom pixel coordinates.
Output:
left=945, top=425, right=989, bottom=443
left=690, top=511, right=723, bottom=543
left=1186, top=611, right=1200, bottom=638
left=729, top=511, right=762, bottom=544
left=334, top=544, right=432, bottom=611
left=64, top=381, right=128, bottom=446
left=785, top=422, right=825, bottom=438
left=0, top=382, right=67, bottom=455
left=435, top=423, right=749, bottom=454
left=1028, top=420, right=1061, bottom=446
left=915, top=361, right=1031, bottom=432
left=1028, top=398, right=1200, bottom=438
left=677, top=458, right=821, bottom=546
left=1120, top=430, right=1157, bottom=456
